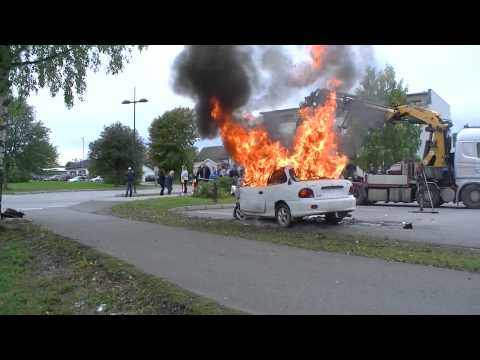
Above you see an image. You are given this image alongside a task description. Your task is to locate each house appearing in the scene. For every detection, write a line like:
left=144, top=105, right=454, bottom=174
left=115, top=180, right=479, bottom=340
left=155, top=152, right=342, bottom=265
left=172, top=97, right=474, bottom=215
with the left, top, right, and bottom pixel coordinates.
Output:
left=193, top=145, right=232, bottom=174
left=66, top=160, right=90, bottom=177
left=406, top=89, right=452, bottom=158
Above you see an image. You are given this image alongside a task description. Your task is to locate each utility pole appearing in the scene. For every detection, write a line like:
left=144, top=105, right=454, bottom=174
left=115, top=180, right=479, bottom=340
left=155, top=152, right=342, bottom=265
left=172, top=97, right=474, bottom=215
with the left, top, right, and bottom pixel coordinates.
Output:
left=81, top=137, right=85, bottom=161
left=122, top=88, right=148, bottom=194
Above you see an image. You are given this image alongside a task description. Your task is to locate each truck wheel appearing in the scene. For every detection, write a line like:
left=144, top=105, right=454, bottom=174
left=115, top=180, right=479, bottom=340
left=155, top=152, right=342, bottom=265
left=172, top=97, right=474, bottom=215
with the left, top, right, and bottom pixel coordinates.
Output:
left=233, top=203, right=246, bottom=220
left=276, top=203, right=292, bottom=228
left=325, top=212, right=344, bottom=225
left=417, top=184, right=441, bottom=208
left=461, top=184, right=480, bottom=209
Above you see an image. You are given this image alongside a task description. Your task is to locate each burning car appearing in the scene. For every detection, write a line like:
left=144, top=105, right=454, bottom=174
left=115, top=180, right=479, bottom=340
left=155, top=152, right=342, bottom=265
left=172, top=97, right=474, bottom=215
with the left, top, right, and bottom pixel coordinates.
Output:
left=233, top=166, right=356, bottom=227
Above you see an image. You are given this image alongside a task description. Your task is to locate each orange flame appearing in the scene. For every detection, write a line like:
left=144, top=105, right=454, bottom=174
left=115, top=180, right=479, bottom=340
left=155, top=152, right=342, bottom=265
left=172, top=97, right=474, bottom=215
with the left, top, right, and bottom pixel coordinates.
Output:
left=211, top=98, right=289, bottom=186
left=290, top=83, right=347, bottom=180
left=310, top=45, right=327, bottom=69
left=210, top=79, right=347, bottom=187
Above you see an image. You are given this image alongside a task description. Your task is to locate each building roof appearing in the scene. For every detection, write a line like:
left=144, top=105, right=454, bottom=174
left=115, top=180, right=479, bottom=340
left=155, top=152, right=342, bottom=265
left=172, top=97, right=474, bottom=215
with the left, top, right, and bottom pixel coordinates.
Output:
left=66, top=160, right=90, bottom=169
left=195, top=146, right=229, bottom=162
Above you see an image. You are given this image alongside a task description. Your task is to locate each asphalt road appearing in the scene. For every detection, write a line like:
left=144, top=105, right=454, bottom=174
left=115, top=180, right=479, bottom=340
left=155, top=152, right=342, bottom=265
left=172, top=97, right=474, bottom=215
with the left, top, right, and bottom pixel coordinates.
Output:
left=184, top=202, right=480, bottom=249
left=3, top=190, right=480, bottom=314
left=2, top=185, right=183, bottom=212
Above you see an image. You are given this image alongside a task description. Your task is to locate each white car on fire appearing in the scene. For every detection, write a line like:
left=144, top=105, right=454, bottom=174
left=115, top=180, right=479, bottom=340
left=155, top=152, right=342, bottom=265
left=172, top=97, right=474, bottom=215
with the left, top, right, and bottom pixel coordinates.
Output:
left=233, top=166, right=356, bottom=227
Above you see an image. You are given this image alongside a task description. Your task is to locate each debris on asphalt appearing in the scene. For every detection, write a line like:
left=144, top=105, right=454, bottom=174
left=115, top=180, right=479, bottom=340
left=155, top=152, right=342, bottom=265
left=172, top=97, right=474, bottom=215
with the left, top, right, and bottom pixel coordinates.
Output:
left=1, top=208, right=25, bottom=219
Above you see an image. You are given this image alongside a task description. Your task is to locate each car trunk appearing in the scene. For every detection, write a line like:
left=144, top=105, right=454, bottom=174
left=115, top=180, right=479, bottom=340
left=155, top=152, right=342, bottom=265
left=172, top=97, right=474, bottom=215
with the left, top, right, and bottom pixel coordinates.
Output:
left=301, top=179, right=349, bottom=199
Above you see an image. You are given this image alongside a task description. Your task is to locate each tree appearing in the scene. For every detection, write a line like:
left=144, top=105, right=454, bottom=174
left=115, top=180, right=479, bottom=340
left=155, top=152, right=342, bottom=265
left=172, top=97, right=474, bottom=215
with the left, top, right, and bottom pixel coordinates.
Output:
left=148, top=108, right=198, bottom=174
left=5, top=98, right=58, bottom=183
left=88, top=122, right=145, bottom=185
left=0, top=45, right=146, bottom=206
left=351, top=64, right=421, bottom=171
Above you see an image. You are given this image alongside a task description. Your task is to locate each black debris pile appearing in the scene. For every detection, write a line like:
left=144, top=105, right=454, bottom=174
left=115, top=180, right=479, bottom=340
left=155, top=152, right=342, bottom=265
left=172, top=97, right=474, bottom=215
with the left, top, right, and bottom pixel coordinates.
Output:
left=1, top=208, right=25, bottom=219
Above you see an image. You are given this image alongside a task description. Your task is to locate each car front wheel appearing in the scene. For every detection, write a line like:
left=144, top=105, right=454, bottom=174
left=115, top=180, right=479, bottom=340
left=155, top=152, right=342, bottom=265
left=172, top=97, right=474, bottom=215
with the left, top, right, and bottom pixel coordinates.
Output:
left=276, top=203, right=292, bottom=228
left=233, top=203, right=246, bottom=220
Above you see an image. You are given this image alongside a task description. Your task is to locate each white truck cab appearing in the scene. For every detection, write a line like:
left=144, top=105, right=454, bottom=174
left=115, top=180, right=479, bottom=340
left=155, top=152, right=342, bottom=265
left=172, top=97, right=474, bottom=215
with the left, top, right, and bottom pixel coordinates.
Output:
left=234, top=167, right=356, bottom=227
left=454, top=127, right=480, bottom=207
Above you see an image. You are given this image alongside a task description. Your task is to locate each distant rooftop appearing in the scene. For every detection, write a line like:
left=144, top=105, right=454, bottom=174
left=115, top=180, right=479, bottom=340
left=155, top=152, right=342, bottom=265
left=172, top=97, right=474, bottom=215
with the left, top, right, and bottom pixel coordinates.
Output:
left=195, top=146, right=229, bottom=162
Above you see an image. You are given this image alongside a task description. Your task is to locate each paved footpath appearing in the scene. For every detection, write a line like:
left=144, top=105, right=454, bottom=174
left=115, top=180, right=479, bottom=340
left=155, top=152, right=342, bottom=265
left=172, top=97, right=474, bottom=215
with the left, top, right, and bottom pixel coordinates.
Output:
left=27, top=201, right=480, bottom=314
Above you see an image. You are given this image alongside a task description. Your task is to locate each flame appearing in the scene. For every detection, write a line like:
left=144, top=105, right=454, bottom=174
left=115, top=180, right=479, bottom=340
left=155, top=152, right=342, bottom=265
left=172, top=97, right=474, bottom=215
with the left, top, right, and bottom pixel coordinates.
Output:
left=209, top=45, right=346, bottom=187
left=310, top=45, right=327, bottom=69
left=210, top=79, right=347, bottom=187
left=211, top=98, right=289, bottom=186
left=290, top=82, right=347, bottom=180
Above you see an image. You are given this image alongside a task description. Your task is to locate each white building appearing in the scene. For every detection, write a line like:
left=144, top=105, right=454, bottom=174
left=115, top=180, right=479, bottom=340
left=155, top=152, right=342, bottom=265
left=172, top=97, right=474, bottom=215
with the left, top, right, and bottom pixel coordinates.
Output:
left=193, top=146, right=232, bottom=175
left=66, top=160, right=90, bottom=177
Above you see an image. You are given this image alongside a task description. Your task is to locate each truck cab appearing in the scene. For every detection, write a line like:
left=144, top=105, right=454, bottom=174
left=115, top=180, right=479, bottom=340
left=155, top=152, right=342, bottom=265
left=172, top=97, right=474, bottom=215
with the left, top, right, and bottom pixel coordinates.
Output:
left=454, top=127, right=480, bottom=208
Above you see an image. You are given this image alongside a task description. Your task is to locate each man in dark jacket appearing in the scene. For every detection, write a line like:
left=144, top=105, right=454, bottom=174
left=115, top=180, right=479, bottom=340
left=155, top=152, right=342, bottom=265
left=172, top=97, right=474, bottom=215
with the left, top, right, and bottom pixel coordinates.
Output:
left=157, top=169, right=166, bottom=195
left=165, top=170, right=174, bottom=195
left=126, top=167, right=135, bottom=197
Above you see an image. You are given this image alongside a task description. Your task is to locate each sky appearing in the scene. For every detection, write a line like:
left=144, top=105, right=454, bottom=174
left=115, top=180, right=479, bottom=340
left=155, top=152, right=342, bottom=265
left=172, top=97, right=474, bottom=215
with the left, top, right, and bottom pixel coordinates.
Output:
left=26, top=45, right=480, bottom=166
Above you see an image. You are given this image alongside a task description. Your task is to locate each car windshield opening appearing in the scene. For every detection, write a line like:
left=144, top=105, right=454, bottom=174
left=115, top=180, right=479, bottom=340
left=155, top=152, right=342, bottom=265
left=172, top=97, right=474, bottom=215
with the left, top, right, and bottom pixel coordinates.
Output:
left=288, top=169, right=300, bottom=182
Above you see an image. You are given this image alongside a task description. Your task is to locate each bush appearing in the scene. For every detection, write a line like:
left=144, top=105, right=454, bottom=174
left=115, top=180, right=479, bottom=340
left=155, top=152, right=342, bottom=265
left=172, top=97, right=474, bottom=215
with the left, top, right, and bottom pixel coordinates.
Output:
left=193, top=180, right=230, bottom=199
left=7, top=166, right=31, bottom=183
left=217, top=176, right=233, bottom=193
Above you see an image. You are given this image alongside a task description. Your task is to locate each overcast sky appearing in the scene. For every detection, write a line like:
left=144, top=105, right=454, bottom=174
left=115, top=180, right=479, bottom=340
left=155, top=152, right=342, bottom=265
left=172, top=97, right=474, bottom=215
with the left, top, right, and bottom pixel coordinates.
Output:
left=26, top=45, right=480, bottom=166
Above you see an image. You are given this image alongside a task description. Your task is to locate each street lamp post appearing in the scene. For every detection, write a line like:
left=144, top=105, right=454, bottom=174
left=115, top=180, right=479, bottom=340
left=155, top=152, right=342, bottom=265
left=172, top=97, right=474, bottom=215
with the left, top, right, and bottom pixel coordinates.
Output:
left=122, top=87, right=148, bottom=193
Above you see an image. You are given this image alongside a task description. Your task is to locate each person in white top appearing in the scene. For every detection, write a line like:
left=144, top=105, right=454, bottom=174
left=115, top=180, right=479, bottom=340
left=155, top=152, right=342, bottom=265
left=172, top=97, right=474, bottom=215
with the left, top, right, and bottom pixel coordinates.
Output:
left=181, top=165, right=189, bottom=194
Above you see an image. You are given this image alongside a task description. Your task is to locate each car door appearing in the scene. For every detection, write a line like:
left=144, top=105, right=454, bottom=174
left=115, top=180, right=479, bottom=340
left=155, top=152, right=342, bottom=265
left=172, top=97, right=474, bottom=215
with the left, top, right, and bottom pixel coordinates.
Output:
left=239, top=186, right=267, bottom=213
left=264, top=168, right=289, bottom=215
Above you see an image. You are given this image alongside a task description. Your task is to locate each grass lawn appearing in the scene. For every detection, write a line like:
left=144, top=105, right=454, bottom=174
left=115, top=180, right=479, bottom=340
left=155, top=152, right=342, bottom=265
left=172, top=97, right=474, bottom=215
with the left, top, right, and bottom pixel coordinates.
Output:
left=112, top=196, right=480, bottom=274
left=0, top=220, right=241, bottom=315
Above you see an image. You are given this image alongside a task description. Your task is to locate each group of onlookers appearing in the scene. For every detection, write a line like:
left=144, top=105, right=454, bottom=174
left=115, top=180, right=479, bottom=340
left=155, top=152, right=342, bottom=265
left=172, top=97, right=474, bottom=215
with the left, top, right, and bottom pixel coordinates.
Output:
left=125, top=163, right=243, bottom=197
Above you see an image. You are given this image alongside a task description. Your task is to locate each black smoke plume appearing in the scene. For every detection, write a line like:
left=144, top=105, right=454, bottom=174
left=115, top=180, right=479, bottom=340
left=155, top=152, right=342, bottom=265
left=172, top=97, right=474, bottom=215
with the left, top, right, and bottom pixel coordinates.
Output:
left=172, top=45, right=375, bottom=139
left=172, top=45, right=255, bottom=138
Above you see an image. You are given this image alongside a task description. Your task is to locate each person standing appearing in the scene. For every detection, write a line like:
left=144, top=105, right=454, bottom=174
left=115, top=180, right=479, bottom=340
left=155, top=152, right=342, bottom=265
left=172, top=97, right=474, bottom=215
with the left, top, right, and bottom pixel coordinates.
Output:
left=157, top=168, right=166, bottom=195
left=125, top=167, right=135, bottom=197
left=181, top=165, right=189, bottom=194
left=166, top=170, right=174, bottom=195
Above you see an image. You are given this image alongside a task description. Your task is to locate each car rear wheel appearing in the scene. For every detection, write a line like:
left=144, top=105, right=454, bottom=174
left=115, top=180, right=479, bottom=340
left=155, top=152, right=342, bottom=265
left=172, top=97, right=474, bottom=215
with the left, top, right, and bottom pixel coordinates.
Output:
left=276, top=203, right=292, bottom=228
left=325, top=212, right=346, bottom=225
left=461, top=184, right=480, bottom=209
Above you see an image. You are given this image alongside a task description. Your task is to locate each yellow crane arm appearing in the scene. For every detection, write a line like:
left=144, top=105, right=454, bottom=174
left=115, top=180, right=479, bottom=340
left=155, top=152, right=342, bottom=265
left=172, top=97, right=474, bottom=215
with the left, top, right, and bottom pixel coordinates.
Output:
left=384, top=105, right=449, bottom=167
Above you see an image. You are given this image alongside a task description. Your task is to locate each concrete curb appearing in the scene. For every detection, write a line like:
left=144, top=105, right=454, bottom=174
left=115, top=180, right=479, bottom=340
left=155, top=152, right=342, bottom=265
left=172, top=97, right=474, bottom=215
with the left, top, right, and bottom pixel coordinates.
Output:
left=168, top=203, right=235, bottom=213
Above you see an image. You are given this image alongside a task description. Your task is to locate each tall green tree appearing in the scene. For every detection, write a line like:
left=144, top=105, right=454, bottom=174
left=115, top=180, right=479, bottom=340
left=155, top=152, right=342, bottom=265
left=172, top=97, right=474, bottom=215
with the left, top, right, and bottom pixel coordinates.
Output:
left=148, top=107, right=198, bottom=173
left=5, top=98, right=58, bottom=182
left=88, top=122, right=146, bottom=185
left=352, top=64, right=421, bottom=171
left=0, top=45, right=145, bottom=204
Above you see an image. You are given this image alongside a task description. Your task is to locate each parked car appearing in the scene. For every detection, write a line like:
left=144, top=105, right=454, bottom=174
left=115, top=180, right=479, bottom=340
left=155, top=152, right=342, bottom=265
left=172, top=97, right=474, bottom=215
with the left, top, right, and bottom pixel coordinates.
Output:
left=145, top=175, right=156, bottom=182
left=233, top=166, right=356, bottom=227
left=68, top=176, right=87, bottom=183
left=89, top=176, right=104, bottom=183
